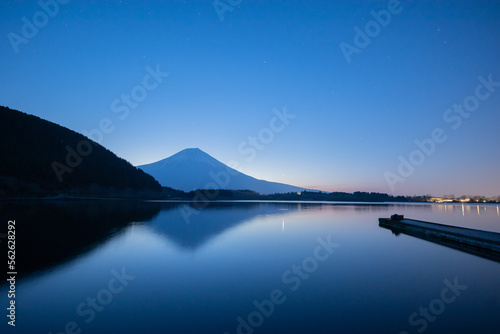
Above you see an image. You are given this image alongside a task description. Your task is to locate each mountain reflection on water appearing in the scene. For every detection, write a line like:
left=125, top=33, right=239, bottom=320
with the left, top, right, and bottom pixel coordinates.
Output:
left=1, top=200, right=499, bottom=334
left=0, top=200, right=313, bottom=282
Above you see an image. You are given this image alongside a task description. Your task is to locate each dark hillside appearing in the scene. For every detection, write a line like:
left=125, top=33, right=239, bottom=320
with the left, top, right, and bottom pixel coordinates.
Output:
left=0, top=106, right=161, bottom=197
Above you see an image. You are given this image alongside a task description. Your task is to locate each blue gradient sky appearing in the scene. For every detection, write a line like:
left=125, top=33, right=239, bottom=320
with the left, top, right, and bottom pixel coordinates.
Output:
left=1, top=0, right=499, bottom=196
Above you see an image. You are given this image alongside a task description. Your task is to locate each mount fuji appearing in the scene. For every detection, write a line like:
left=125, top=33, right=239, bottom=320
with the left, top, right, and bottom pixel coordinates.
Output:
left=137, top=148, right=316, bottom=195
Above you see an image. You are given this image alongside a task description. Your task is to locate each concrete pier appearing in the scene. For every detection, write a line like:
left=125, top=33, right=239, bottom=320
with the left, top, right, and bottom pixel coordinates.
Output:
left=378, top=217, right=500, bottom=262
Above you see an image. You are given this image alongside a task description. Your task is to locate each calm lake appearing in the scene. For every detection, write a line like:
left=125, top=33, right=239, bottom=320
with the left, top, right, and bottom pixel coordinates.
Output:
left=1, top=200, right=499, bottom=334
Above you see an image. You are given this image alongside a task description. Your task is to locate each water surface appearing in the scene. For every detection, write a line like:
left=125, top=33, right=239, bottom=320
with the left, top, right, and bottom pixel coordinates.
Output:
left=1, top=200, right=499, bottom=333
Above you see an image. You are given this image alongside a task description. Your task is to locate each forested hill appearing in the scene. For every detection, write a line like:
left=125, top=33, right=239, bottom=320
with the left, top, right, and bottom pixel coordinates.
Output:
left=0, top=106, right=162, bottom=197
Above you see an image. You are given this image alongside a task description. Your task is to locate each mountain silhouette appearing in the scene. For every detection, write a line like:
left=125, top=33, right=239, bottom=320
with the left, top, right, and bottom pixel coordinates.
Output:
left=138, top=148, right=316, bottom=194
left=0, top=106, right=161, bottom=196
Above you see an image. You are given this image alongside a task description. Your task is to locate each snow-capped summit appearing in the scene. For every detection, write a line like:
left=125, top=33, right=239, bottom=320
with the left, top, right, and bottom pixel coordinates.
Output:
left=137, top=148, right=314, bottom=194
left=161, top=148, right=223, bottom=166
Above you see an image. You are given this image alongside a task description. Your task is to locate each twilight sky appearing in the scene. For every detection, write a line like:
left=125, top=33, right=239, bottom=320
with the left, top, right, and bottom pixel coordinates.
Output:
left=1, top=0, right=499, bottom=196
